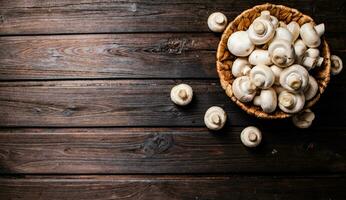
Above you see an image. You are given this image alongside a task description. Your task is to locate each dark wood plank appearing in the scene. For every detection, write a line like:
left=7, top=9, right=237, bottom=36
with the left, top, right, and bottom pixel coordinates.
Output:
left=0, top=175, right=345, bottom=200
left=0, top=127, right=345, bottom=174
left=0, top=80, right=344, bottom=127
left=0, top=0, right=345, bottom=34
left=0, top=34, right=217, bottom=80
left=0, top=34, right=344, bottom=80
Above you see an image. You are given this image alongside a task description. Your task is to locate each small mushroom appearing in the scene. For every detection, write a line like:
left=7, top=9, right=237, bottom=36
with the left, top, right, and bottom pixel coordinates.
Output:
left=279, top=64, right=309, bottom=93
left=270, top=65, right=283, bottom=85
left=294, top=39, right=307, bottom=63
left=301, top=48, right=324, bottom=70
left=300, top=23, right=325, bottom=48
left=248, top=49, right=272, bottom=66
left=240, top=126, right=262, bottom=148
left=207, top=12, right=228, bottom=33
left=232, top=58, right=252, bottom=77
left=204, top=106, right=227, bottom=130
left=253, top=88, right=277, bottom=113
left=232, top=76, right=257, bottom=102
left=330, top=55, right=343, bottom=75
left=278, top=90, right=305, bottom=114
left=304, top=75, right=318, bottom=101
left=292, top=109, right=315, bottom=129
left=249, top=64, right=275, bottom=89
left=227, top=31, right=255, bottom=57
left=170, top=84, right=193, bottom=106
left=287, top=21, right=300, bottom=42
left=248, top=11, right=275, bottom=45
left=268, top=39, right=295, bottom=68
left=272, top=27, right=294, bottom=44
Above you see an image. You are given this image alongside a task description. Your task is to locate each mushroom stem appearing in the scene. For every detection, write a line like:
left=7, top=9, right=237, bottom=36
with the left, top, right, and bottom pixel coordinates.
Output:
left=279, top=93, right=295, bottom=108
left=248, top=132, right=258, bottom=142
left=286, top=73, right=302, bottom=90
left=253, top=21, right=266, bottom=35
left=211, top=114, right=221, bottom=125
left=215, top=14, right=225, bottom=24
left=315, top=23, right=325, bottom=37
left=178, top=89, right=188, bottom=100
left=253, top=74, right=266, bottom=87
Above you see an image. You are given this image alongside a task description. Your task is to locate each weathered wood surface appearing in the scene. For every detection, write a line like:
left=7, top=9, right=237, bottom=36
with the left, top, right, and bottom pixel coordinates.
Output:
left=0, top=34, right=344, bottom=80
left=0, top=127, right=344, bottom=174
left=0, top=0, right=345, bottom=34
left=0, top=175, right=345, bottom=200
left=0, top=34, right=217, bottom=80
left=0, top=80, right=344, bottom=127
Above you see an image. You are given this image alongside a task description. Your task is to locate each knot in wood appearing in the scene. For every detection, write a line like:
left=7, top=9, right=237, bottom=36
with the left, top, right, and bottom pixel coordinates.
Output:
left=142, top=134, right=173, bottom=157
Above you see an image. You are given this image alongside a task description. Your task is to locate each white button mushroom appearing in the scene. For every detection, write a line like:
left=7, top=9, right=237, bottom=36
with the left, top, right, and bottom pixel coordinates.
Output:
left=287, top=21, right=300, bottom=42
left=301, top=48, right=324, bottom=70
left=232, top=76, right=257, bottom=102
left=300, top=23, right=325, bottom=48
left=227, top=31, right=255, bottom=57
left=240, top=126, right=262, bottom=148
left=278, top=90, right=305, bottom=114
left=279, top=64, right=309, bottom=93
left=204, top=106, right=227, bottom=130
left=248, top=49, right=273, bottom=66
left=292, top=109, right=315, bottom=129
left=247, top=12, right=275, bottom=45
left=294, top=39, right=307, bottom=63
left=304, top=75, right=319, bottom=101
left=207, top=12, right=228, bottom=33
left=232, top=58, right=252, bottom=77
left=330, top=55, right=343, bottom=75
left=272, top=27, right=294, bottom=44
left=170, top=84, right=193, bottom=106
left=253, top=88, right=277, bottom=113
left=270, top=65, right=283, bottom=85
left=268, top=39, right=295, bottom=68
left=249, top=64, right=275, bottom=89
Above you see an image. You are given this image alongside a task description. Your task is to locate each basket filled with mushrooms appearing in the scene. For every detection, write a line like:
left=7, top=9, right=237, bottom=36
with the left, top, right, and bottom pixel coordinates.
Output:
left=216, top=3, right=334, bottom=119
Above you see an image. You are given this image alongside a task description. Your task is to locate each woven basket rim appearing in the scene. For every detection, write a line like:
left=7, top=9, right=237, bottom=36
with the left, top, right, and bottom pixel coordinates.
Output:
left=216, top=3, right=331, bottom=119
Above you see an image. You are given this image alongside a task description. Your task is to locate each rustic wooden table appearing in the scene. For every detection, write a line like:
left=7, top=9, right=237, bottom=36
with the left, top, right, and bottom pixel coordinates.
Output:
left=0, top=0, right=345, bottom=199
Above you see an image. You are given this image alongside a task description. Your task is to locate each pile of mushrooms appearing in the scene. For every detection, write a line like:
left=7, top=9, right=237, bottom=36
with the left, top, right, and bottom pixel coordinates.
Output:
left=227, top=10, right=342, bottom=117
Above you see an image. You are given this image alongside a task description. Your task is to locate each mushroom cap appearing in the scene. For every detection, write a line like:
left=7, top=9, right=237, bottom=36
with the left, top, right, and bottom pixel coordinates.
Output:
left=270, top=65, right=283, bottom=85
left=268, top=39, right=295, bottom=68
left=227, top=31, right=255, bottom=57
left=204, top=106, right=227, bottom=130
left=292, top=109, right=315, bottom=129
left=294, top=39, right=307, bottom=60
left=300, top=23, right=323, bottom=48
left=253, top=88, right=277, bottom=113
left=273, top=27, right=294, bottom=44
left=249, top=64, right=275, bottom=89
left=207, top=12, right=228, bottom=33
left=331, top=55, right=343, bottom=75
left=232, top=58, right=252, bottom=77
left=287, top=21, right=300, bottom=42
left=304, top=76, right=319, bottom=101
left=170, top=84, right=193, bottom=106
left=278, top=91, right=305, bottom=114
left=248, top=49, right=273, bottom=66
left=279, top=64, right=309, bottom=93
left=232, top=76, right=257, bottom=102
left=248, top=17, right=275, bottom=45
left=240, top=126, right=262, bottom=148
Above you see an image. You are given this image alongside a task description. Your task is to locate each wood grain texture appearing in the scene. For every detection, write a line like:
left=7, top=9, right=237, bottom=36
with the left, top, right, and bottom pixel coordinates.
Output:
left=0, top=34, right=217, bottom=80
left=0, top=0, right=345, bottom=34
left=0, top=175, right=345, bottom=200
left=0, top=127, right=345, bottom=174
left=0, top=34, right=344, bottom=80
left=0, top=80, right=345, bottom=127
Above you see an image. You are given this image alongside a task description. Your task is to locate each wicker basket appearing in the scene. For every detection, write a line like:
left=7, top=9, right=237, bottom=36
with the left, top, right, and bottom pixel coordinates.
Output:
left=216, top=3, right=331, bottom=119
